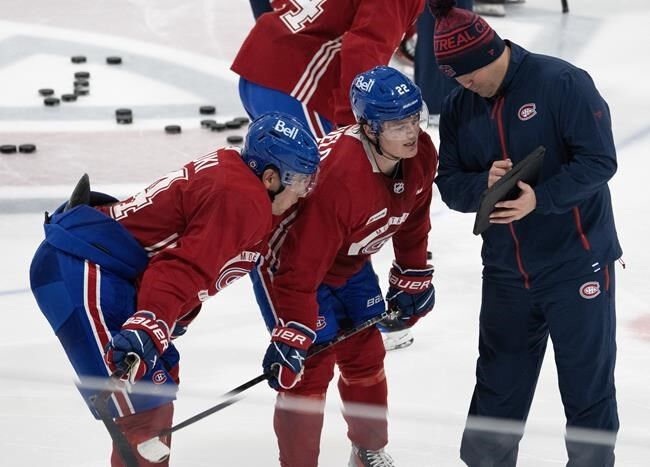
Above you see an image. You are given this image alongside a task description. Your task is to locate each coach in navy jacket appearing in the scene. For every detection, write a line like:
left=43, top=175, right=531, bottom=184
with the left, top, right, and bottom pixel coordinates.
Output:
left=429, top=1, right=622, bottom=466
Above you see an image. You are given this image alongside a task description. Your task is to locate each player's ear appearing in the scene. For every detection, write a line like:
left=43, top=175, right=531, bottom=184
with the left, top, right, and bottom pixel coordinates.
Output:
left=362, top=123, right=377, bottom=141
left=261, top=167, right=281, bottom=192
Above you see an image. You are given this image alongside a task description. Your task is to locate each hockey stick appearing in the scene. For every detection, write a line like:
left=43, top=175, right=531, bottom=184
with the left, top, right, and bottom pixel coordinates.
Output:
left=561, top=0, right=569, bottom=13
left=137, top=309, right=398, bottom=458
left=89, top=357, right=139, bottom=467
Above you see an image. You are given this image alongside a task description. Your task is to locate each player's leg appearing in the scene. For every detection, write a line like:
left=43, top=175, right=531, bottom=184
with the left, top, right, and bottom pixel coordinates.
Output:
left=238, top=77, right=334, bottom=139
left=331, top=262, right=392, bottom=462
left=544, top=265, right=618, bottom=466
left=460, top=279, right=548, bottom=467
left=30, top=241, right=178, bottom=465
left=252, top=267, right=341, bottom=466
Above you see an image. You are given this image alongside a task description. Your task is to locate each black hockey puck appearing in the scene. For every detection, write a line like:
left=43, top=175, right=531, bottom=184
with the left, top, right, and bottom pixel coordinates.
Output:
left=74, top=88, right=89, bottom=96
left=74, top=71, right=90, bottom=79
left=38, top=88, right=54, bottom=96
left=210, top=122, right=227, bottom=132
left=19, top=144, right=37, bottom=154
left=115, top=108, right=132, bottom=116
left=44, top=97, right=60, bottom=106
left=71, top=55, right=87, bottom=64
left=226, top=135, right=244, bottom=145
left=61, top=93, right=77, bottom=102
left=225, top=119, right=242, bottom=129
left=234, top=116, right=250, bottom=125
left=165, top=125, right=182, bottom=134
left=201, top=119, right=216, bottom=128
left=106, top=56, right=122, bottom=65
left=199, top=105, right=216, bottom=115
left=0, top=144, right=17, bottom=154
left=116, top=116, right=133, bottom=124
left=74, top=79, right=89, bottom=87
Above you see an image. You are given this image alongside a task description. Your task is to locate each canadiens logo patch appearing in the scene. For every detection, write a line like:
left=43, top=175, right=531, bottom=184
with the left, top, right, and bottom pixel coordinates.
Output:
left=518, top=103, right=537, bottom=121
left=152, top=370, right=167, bottom=385
left=579, top=281, right=601, bottom=299
left=316, top=316, right=327, bottom=330
left=393, top=182, right=405, bottom=194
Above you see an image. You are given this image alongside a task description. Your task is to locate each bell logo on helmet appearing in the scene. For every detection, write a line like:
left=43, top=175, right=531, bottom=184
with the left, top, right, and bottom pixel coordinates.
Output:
left=354, top=76, right=375, bottom=93
left=274, top=119, right=299, bottom=139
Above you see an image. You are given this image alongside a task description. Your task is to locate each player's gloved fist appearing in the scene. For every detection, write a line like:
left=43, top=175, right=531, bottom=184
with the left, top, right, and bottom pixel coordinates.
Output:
left=105, top=311, right=171, bottom=384
left=263, top=320, right=316, bottom=391
left=386, top=262, right=435, bottom=327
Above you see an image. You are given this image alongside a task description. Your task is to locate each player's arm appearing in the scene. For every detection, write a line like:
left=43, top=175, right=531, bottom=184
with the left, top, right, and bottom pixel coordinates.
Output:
left=435, top=95, right=490, bottom=213
left=534, top=70, right=618, bottom=215
left=107, top=190, right=269, bottom=381
left=263, top=183, right=351, bottom=389
left=333, top=0, right=425, bottom=125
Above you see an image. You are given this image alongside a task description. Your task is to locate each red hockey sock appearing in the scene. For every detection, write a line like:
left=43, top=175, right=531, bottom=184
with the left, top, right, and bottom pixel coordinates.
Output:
left=274, top=393, right=326, bottom=467
left=111, top=402, right=174, bottom=467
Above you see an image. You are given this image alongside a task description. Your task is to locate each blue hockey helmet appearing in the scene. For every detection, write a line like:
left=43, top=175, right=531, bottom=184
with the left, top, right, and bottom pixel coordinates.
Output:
left=242, top=112, right=320, bottom=196
left=350, top=66, right=426, bottom=135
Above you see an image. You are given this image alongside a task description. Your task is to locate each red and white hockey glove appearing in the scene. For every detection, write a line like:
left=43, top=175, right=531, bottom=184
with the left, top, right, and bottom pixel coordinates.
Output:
left=384, top=262, right=435, bottom=327
left=263, top=320, right=316, bottom=390
left=105, top=311, right=171, bottom=383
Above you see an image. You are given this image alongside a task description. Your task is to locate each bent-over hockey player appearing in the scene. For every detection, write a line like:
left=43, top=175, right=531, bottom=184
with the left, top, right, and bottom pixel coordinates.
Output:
left=232, top=0, right=426, bottom=352
left=29, top=112, right=320, bottom=467
left=252, top=66, right=438, bottom=467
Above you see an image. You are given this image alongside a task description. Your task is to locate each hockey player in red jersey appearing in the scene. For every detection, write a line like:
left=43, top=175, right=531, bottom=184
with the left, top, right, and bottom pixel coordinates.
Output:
left=233, top=0, right=426, bottom=353
left=231, top=0, right=426, bottom=138
left=252, top=66, right=438, bottom=466
left=29, top=112, right=320, bottom=467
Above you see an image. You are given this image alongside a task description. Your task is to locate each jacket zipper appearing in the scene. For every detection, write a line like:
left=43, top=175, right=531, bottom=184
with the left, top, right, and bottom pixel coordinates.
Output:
left=494, top=96, right=530, bottom=289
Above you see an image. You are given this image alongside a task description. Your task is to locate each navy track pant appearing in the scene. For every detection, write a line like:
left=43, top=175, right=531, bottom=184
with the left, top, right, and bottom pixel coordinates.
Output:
left=460, top=265, right=618, bottom=467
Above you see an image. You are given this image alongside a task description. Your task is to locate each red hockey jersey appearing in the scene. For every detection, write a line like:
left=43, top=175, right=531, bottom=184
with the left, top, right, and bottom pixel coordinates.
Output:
left=97, top=149, right=272, bottom=329
left=261, top=126, right=438, bottom=331
left=231, top=0, right=425, bottom=125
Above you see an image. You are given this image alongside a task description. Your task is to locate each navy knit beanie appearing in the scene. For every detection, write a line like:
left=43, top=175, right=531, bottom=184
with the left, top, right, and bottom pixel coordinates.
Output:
left=429, top=0, right=505, bottom=78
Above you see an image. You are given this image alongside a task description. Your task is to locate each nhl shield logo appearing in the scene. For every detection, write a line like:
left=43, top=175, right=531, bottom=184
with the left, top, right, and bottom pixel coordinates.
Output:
left=393, top=182, right=405, bottom=194
left=579, top=281, right=601, bottom=299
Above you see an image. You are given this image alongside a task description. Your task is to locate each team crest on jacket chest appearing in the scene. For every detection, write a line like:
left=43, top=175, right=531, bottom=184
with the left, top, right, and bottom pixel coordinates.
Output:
left=518, top=103, right=537, bottom=121
left=393, top=181, right=405, bottom=194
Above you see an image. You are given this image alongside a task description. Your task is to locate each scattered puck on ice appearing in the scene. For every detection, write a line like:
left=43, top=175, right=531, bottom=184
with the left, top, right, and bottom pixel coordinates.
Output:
left=74, top=71, right=90, bottom=79
left=71, top=55, right=87, bottom=64
left=165, top=125, right=182, bottom=134
left=38, top=88, right=54, bottom=96
left=199, top=105, right=216, bottom=115
left=19, top=144, right=37, bottom=154
left=115, top=108, right=132, bottom=116
left=226, top=135, right=244, bottom=145
left=106, top=56, right=122, bottom=65
left=74, top=79, right=89, bottom=87
left=234, top=116, right=250, bottom=125
left=0, top=145, right=18, bottom=154
left=225, top=119, right=242, bottom=129
left=74, top=88, right=89, bottom=96
left=427, top=251, right=433, bottom=261
left=200, top=119, right=216, bottom=128
left=61, top=93, right=77, bottom=102
left=210, top=122, right=226, bottom=132
left=116, top=117, right=133, bottom=124
left=44, top=97, right=60, bottom=106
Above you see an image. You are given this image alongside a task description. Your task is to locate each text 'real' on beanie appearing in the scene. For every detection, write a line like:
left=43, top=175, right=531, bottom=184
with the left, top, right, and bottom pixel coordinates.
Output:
left=429, top=0, right=505, bottom=78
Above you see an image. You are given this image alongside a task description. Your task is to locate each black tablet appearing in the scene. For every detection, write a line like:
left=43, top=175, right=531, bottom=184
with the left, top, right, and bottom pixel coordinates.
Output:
left=473, top=146, right=545, bottom=235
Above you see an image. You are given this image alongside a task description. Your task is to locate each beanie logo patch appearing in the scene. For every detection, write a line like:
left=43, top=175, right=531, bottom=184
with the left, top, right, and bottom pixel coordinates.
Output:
left=518, top=103, right=537, bottom=121
left=439, top=64, right=457, bottom=78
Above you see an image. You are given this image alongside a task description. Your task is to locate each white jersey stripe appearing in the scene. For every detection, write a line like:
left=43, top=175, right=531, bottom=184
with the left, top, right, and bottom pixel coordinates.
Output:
left=301, top=43, right=341, bottom=103
left=291, top=38, right=342, bottom=102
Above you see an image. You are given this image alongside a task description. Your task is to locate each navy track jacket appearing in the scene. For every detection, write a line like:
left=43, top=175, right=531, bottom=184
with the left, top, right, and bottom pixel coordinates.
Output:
left=436, top=42, right=622, bottom=288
